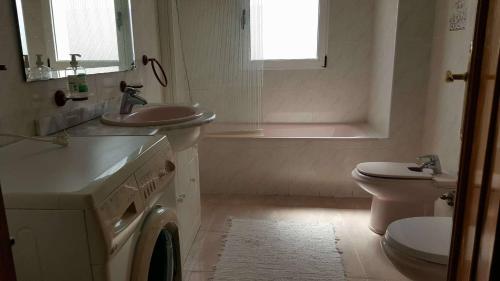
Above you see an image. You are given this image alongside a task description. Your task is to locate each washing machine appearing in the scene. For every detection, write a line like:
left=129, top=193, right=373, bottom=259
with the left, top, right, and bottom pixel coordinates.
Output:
left=0, top=135, right=183, bottom=281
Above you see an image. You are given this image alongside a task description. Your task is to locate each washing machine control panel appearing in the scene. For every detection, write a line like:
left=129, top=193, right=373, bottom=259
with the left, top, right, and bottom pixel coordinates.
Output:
left=134, top=150, right=175, bottom=207
left=98, top=147, right=175, bottom=255
left=99, top=177, right=144, bottom=232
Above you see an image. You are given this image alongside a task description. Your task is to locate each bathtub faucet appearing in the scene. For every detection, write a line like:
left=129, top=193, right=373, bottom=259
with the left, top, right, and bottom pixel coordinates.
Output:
left=416, top=154, right=441, bottom=174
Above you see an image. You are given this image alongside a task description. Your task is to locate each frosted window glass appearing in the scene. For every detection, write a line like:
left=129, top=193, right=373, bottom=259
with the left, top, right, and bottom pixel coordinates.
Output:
left=51, top=0, right=119, bottom=61
left=251, top=0, right=320, bottom=60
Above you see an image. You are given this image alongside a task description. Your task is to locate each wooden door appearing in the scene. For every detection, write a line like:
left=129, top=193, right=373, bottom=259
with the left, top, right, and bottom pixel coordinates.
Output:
left=448, top=0, right=500, bottom=279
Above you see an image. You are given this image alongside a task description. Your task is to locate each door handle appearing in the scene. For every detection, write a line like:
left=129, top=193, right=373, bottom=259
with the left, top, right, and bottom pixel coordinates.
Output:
left=446, top=70, right=468, bottom=82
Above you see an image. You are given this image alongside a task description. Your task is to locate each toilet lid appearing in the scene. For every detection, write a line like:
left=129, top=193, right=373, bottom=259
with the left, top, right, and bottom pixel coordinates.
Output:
left=384, top=217, right=452, bottom=265
left=356, top=162, right=433, bottom=180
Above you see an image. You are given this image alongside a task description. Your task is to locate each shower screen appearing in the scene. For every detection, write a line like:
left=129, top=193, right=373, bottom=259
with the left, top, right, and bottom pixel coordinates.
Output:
left=177, top=0, right=264, bottom=134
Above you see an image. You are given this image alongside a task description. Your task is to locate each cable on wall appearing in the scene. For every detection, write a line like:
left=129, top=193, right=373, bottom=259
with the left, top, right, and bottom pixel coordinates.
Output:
left=174, top=0, right=194, bottom=104
left=0, top=133, right=69, bottom=147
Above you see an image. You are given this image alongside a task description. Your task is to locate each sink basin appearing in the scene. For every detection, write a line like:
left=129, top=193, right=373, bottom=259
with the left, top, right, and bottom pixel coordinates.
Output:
left=101, top=105, right=215, bottom=151
left=101, top=105, right=203, bottom=127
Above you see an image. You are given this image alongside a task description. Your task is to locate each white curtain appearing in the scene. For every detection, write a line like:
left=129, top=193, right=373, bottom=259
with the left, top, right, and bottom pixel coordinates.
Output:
left=177, top=0, right=264, bottom=133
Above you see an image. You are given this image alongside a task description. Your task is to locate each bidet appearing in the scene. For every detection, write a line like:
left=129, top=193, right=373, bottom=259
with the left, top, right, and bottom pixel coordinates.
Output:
left=352, top=161, right=456, bottom=234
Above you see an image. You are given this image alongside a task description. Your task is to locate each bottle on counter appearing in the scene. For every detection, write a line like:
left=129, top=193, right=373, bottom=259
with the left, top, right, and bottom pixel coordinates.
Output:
left=65, top=54, right=89, bottom=98
left=33, top=54, right=52, bottom=80
left=23, top=55, right=31, bottom=80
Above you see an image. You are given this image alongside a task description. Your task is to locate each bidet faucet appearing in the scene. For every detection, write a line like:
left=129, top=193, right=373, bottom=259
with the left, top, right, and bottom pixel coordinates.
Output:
left=416, top=154, right=442, bottom=174
left=120, top=84, right=147, bottom=114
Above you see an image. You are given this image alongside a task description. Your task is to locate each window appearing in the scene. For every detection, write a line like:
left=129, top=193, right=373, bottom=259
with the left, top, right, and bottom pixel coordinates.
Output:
left=250, top=0, right=329, bottom=70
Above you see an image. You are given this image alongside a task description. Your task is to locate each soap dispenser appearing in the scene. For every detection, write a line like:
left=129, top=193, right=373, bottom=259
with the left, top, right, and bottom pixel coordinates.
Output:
left=34, top=54, right=52, bottom=80
left=65, top=54, right=89, bottom=97
left=23, top=55, right=31, bottom=80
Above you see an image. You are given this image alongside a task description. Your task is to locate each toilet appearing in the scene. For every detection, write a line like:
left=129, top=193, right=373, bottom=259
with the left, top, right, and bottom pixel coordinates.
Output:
left=382, top=217, right=452, bottom=281
left=351, top=162, right=456, bottom=234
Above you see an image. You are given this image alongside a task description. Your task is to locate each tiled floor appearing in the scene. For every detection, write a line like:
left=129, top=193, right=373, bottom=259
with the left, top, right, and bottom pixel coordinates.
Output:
left=183, top=194, right=412, bottom=281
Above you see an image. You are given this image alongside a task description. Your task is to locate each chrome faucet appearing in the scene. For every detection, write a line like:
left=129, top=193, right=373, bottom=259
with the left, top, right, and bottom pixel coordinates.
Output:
left=120, top=84, right=147, bottom=114
left=416, top=154, right=442, bottom=174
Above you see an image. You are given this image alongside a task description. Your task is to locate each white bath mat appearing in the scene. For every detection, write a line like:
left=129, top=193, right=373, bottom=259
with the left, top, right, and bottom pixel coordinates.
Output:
left=213, top=219, right=346, bottom=281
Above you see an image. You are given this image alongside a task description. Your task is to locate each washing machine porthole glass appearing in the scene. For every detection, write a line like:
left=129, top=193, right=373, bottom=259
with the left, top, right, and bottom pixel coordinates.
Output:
left=148, top=229, right=175, bottom=281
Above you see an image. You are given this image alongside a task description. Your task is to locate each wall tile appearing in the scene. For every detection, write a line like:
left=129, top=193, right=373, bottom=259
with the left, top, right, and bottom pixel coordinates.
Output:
left=421, top=0, right=478, bottom=175
left=198, top=0, right=441, bottom=197
left=262, top=0, right=375, bottom=123
left=0, top=0, right=165, bottom=145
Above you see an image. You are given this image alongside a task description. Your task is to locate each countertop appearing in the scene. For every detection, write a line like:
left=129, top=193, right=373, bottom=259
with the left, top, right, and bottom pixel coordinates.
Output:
left=0, top=135, right=168, bottom=209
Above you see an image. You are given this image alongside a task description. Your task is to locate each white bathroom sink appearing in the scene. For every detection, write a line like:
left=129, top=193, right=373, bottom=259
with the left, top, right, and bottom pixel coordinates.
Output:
left=100, top=105, right=215, bottom=151
left=101, top=105, right=203, bottom=127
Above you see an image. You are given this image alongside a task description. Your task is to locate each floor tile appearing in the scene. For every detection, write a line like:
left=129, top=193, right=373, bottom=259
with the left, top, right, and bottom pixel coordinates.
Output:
left=186, top=271, right=213, bottom=281
left=185, top=231, right=225, bottom=271
left=188, top=195, right=412, bottom=281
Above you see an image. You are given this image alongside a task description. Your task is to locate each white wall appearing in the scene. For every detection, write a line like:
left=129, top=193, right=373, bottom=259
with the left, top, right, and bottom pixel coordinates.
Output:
left=388, top=0, right=436, bottom=151
left=199, top=0, right=436, bottom=197
left=0, top=0, right=165, bottom=145
left=421, top=0, right=478, bottom=175
left=367, top=0, right=398, bottom=135
left=262, top=0, right=375, bottom=123
left=176, top=0, right=389, bottom=125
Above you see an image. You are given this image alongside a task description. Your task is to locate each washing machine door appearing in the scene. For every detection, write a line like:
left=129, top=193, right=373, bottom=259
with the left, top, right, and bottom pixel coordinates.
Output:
left=131, top=206, right=181, bottom=281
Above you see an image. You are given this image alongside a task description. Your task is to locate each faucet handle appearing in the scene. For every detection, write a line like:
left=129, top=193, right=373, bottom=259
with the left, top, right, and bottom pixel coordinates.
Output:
left=120, top=81, right=143, bottom=92
left=417, top=154, right=442, bottom=174
left=417, top=154, right=439, bottom=164
left=127, top=84, right=143, bottom=89
left=124, top=86, right=142, bottom=94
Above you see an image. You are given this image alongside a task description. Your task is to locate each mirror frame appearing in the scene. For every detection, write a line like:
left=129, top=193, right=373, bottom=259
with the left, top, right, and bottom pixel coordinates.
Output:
left=11, top=0, right=136, bottom=82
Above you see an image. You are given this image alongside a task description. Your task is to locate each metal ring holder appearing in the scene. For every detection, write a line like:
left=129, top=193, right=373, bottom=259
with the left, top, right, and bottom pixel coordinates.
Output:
left=142, top=55, right=168, bottom=88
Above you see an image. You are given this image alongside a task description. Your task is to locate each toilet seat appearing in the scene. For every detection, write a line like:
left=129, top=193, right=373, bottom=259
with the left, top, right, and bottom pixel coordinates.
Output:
left=383, top=217, right=452, bottom=265
left=356, top=162, right=433, bottom=180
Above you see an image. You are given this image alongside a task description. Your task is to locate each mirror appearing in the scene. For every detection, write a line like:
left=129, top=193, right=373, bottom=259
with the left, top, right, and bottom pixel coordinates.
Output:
left=13, top=0, right=135, bottom=82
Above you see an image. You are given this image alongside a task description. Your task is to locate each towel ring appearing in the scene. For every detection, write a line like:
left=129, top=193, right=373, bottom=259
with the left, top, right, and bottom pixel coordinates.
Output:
left=142, top=55, right=168, bottom=88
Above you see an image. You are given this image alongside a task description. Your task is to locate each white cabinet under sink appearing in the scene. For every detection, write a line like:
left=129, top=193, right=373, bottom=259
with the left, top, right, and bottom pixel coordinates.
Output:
left=174, top=145, right=201, bottom=264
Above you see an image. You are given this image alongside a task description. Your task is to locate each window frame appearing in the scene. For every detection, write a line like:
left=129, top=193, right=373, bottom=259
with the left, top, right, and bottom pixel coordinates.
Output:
left=251, top=0, right=329, bottom=70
